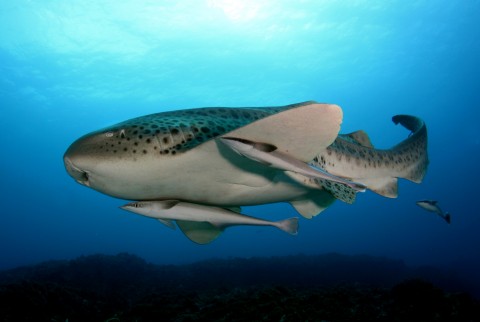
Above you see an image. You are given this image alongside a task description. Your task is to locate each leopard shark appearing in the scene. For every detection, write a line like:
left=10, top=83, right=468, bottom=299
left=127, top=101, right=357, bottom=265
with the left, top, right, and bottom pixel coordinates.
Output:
left=64, top=101, right=428, bottom=243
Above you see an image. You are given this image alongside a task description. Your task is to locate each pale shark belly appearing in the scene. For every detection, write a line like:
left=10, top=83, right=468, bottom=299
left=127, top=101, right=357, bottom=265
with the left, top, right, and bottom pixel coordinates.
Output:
left=87, top=140, right=313, bottom=206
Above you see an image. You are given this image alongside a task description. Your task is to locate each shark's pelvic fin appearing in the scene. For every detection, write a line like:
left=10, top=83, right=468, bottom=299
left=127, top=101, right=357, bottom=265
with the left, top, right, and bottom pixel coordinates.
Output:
left=157, top=218, right=176, bottom=229
left=289, top=190, right=337, bottom=219
left=176, top=220, right=224, bottom=244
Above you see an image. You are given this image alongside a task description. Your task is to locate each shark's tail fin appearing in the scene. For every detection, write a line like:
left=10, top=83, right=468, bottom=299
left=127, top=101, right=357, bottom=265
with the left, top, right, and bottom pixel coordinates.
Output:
left=360, top=115, right=428, bottom=197
left=312, top=115, right=429, bottom=200
left=274, top=217, right=299, bottom=235
left=391, top=115, right=429, bottom=183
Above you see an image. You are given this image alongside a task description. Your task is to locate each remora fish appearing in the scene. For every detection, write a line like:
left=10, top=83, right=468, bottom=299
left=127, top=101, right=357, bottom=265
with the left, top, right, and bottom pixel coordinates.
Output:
left=219, top=137, right=367, bottom=192
left=64, top=101, right=428, bottom=226
left=121, top=200, right=299, bottom=244
left=416, top=200, right=451, bottom=224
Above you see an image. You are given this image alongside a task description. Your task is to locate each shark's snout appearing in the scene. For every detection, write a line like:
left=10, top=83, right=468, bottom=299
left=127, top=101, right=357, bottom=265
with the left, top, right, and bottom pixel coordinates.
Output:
left=64, top=154, right=90, bottom=186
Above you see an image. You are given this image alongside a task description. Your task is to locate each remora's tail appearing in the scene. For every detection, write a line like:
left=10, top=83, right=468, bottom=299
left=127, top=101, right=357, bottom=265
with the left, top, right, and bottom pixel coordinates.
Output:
left=313, top=115, right=428, bottom=199
left=274, top=217, right=299, bottom=235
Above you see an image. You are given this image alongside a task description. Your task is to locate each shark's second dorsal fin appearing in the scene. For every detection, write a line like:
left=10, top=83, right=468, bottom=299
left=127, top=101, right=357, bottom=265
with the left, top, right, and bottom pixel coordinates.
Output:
left=176, top=220, right=223, bottom=244
left=340, top=130, right=374, bottom=148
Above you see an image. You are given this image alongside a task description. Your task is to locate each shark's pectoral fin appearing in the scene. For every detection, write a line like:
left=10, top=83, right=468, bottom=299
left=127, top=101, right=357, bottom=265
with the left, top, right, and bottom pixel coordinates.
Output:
left=157, top=218, right=176, bottom=229
left=221, top=102, right=342, bottom=162
left=289, top=190, right=337, bottom=219
left=176, top=220, right=224, bottom=244
left=359, top=177, right=398, bottom=198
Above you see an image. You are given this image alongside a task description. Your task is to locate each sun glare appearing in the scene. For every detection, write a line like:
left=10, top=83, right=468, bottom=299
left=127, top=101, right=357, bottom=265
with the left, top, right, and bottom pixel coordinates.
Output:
left=207, top=0, right=261, bottom=22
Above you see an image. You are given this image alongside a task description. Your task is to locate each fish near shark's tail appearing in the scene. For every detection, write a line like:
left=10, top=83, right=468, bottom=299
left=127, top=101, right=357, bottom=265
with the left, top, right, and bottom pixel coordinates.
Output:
left=444, top=212, right=451, bottom=224
left=274, top=217, right=299, bottom=235
left=313, top=114, right=428, bottom=200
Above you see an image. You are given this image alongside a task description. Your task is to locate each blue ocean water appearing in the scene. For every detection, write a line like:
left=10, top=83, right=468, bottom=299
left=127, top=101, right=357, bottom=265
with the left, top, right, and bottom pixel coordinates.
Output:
left=1, top=0, right=479, bottom=290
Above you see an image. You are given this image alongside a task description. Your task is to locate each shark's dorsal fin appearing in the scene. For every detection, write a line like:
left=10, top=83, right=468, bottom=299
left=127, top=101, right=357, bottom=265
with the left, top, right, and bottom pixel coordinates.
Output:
left=222, top=102, right=342, bottom=162
left=341, top=130, right=374, bottom=148
left=176, top=220, right=224, bottom=244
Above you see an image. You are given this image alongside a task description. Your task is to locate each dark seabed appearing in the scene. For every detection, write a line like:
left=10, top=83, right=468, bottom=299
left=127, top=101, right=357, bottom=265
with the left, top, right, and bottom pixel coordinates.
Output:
left=1, top=253, right=479, bottom=321
left=1, top=0, right=480, bottom=321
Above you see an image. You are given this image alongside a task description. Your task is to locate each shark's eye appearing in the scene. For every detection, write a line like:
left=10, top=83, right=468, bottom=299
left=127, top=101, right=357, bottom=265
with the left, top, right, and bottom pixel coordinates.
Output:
left=105, top=132, right=114, bottom=138
left=120, top=129, right=126, bottom=139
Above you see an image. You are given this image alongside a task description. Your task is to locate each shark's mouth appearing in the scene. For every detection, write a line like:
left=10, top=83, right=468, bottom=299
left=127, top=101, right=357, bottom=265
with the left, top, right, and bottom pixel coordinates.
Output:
left=64, top=157, right=90, bottom=186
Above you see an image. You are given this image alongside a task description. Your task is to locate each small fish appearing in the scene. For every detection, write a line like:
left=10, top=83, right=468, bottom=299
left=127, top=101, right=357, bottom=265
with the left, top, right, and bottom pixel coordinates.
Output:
left=416, top=200, right=451, bottom=224
left=219, top=137, right=367, bottom=192
left=120, top=200, right=299, bottom=244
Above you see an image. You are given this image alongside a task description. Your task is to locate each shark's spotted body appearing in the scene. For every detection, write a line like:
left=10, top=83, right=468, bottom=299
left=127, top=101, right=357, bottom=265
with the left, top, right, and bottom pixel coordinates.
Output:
left=64, top=101, right=428, bottom=243
left=312, top=115, right=428, bottom=199
left=88, top=103, right=301, bottom=158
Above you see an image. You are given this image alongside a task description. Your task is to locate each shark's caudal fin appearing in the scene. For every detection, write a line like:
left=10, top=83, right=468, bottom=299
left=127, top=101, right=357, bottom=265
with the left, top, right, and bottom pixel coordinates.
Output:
left=313, top=115, right=428, bottom=199
left=391, top=115, right=429, bottom=183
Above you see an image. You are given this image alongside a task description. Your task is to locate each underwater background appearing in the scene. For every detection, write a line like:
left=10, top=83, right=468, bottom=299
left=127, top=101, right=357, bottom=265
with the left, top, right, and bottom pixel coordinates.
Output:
left=1, top=0, right=480, bottom=319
